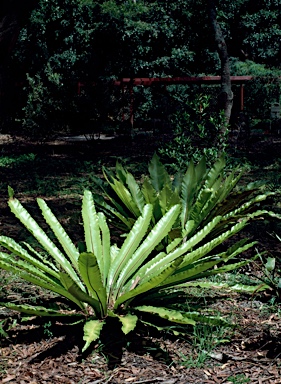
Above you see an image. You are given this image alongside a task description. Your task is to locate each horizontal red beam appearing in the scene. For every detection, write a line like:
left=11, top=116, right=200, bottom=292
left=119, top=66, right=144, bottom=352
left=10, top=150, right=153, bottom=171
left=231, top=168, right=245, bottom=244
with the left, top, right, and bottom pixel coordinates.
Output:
left=114, top=76, right=254, bottom=86
left=77, top=76, right=260, bottom=94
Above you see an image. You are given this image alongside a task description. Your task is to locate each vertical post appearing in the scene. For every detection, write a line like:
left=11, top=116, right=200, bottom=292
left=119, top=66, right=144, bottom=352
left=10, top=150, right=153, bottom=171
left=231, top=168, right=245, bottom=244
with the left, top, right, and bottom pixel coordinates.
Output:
left=122, top=82, right=125, bottom=122
left=129, top=82, right=134, bottom=128
left=240, top=84, right=244, bottom=111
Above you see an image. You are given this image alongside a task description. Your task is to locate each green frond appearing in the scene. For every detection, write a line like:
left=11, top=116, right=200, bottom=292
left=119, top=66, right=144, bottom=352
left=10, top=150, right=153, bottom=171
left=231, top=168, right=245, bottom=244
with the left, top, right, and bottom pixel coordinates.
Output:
left=159, top=184, right=177, bottom=215
left=60, top=272, right=101, bottom=316
left=115, top=161, right=128, bottom=184
left=0, top=236, right=59, bottom=278
left=114, top=256, right=183, bottom=309
left=91, top=193, right=132, bottom=230
left=0, top=252, right=59, bottom=283
left=115, top=313, right=138, bottom=334
left=105, top=174, right=141, bottom=218
left=78, top=252, right=107, bottom=316
left=107, top=204, right=153, bottom=293
left=0, top=303, right=84, bottom=317
left=179, top=219, right=249, bottom=268
left=148, top=153, right=171, bottom=192
left=178, top=281, right=269, bottom=293
left=82, top=190, right=103, bottom=274
left=115, top=204, right=181, bottom=293
left=83, top=320, right=105, bottom=352
left=126, top=172, right=146, bottom=213
left=97, top=212, right=111, bottom=284
left=222, top=193, right=275, bottom=221
left=139, top=215, right=222, bottom=280
left=181, top=159, right=197, bottom=227
left=204, top=155, right=226, bottom=189
left=135, top=306, right=196, bottom=325
left=0, top=257, right=85, bottom=309
left=37, top=198, right=80, bottom=271
left=8, top=196, right=82, bottom=289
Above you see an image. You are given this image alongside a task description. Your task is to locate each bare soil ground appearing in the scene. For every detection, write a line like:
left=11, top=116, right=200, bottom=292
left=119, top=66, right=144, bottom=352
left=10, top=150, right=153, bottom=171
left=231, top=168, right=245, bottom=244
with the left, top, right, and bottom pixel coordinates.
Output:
left=1, top=132, right=281, bottom=383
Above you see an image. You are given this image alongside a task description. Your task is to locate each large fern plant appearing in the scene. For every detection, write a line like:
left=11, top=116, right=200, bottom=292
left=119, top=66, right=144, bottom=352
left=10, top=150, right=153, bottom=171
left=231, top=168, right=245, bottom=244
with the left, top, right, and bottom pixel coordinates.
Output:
left=0, top=188, right=264, bottom=352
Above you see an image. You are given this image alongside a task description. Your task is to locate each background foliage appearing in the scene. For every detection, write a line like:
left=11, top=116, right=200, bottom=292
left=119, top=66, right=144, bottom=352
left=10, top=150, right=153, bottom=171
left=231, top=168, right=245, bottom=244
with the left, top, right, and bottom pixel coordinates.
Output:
left=3, top=0, right=280, bottom=138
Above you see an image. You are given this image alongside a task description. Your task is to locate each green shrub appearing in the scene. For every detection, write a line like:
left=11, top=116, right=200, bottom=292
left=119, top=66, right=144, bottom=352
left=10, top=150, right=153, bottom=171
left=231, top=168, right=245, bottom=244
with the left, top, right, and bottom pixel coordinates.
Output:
left=158, top=94, right=229, bottom=171
left=231, top=60, right=281, bottom=122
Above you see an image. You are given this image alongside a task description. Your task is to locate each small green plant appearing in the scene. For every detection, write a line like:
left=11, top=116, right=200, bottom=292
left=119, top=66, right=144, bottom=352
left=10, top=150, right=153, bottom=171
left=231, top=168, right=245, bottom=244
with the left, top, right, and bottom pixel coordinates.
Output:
left=0, top=186, right=264, bottom=352
left=253, top=233, right=281, bottom=300
left=227, top=374, right=250, bottom=383
left=0, top=319, right=9, bottom=338
left=158, top=94, right=229, bottom=171
left=43, top=320, right=54, bottom=338
left=0, top=153, right=37, bottom=168
left=179, top=323, right=229, bottom=368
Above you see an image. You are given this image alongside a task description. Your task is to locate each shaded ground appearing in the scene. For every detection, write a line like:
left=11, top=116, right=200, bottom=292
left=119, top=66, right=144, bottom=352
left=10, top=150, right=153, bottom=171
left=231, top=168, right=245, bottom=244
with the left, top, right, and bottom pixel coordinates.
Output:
left=1, top=132, right=281, bottom=383
left=1, top=291, right=281, bottom=383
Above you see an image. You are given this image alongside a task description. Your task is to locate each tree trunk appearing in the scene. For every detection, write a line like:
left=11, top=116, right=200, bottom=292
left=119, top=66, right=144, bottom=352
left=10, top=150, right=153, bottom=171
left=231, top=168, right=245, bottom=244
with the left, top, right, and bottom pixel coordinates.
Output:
left=208, top=0, right=233, bottom=128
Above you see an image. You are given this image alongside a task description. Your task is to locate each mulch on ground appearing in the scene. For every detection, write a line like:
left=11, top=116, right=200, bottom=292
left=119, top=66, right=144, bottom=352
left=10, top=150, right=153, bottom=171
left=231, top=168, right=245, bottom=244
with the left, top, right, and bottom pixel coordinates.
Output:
left=1, top=293, right=281, bottom=383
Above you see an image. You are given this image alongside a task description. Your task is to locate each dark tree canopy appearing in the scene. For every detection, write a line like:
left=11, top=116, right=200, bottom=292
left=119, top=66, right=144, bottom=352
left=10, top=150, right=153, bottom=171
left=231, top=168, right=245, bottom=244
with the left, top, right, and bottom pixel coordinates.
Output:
left=0, top=0, right=279, bottom=135
left=0, top=0, right=37, bottom=124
